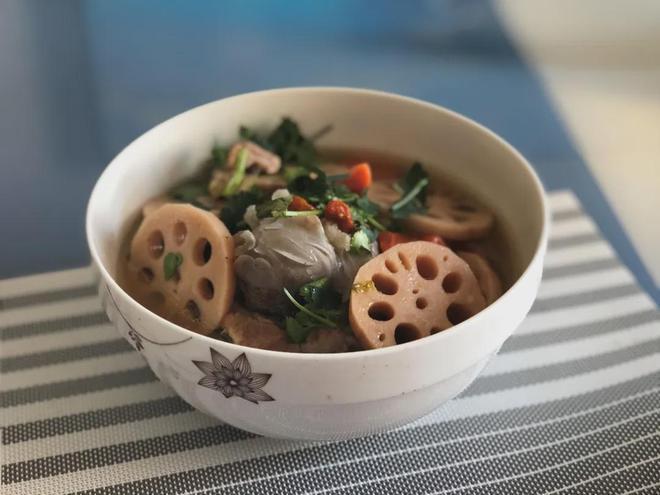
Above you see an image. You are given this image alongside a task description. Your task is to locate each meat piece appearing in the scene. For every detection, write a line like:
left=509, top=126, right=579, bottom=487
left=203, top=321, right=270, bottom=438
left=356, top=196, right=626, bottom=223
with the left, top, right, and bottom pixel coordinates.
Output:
left=458, top=251, right=503, bottom=304
left=221, top=305, right=298, bottom=352
left=128, top=203, right=235, bottom=335
left=227, top=141, right=281, bottom=174
left=349, top=241, right=486, bottom=349
left=233, top=215, right=339, bottom=315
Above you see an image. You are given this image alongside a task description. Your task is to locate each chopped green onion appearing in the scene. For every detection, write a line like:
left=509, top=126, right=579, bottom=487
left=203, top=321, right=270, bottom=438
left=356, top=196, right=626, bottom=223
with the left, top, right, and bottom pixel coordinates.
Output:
left=163, top=252, right=183, bottom=280
left=222, top=148, right=249, bottom=196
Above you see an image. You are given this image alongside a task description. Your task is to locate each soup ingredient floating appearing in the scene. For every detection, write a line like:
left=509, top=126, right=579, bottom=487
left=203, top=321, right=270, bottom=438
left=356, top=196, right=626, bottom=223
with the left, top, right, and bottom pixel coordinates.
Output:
left=458, top=251, right=503, bottom=305
left=120, top=117, right=504, bottom=352
left=129, top=203, right=235, bottom=334
left=349, top=241, right=486, bottom=349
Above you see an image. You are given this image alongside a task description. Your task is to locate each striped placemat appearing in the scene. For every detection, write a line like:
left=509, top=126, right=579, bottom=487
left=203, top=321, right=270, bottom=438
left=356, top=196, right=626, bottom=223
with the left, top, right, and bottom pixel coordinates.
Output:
left=1, top=190, right=658, bottom=495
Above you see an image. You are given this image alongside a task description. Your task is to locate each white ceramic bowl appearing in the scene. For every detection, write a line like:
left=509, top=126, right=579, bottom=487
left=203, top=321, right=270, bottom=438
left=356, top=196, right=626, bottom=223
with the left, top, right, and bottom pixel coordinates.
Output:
left=86, top=87, right=548, bottom=440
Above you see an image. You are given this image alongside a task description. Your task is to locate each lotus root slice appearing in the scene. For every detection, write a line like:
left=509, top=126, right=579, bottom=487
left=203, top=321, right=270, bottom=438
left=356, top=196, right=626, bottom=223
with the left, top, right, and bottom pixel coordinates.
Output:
left=404, top=193, right=494, bottom=241
left=129, top=203, right=235, bottom=335
left=458, top=251, right=502, bottom=305
left=368, top=181, right=493, bottom=241
left=349, top=241, right=486, bottom=349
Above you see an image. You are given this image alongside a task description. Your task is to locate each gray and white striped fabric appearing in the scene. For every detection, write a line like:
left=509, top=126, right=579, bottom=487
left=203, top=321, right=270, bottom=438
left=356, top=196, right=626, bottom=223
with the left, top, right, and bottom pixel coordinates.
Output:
left=1, top=190, right=658, bottom=495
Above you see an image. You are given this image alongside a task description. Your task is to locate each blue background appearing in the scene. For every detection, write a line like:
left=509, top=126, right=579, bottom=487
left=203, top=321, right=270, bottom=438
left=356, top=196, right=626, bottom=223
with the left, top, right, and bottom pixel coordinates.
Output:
left=1, top=0, right=656, bottom=303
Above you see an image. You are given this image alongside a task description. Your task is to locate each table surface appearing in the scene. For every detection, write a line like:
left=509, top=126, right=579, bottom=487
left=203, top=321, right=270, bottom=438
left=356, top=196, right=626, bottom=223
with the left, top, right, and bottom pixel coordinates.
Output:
left=0, top=0, right=657, bottom=304
left=2, top=190, right=659, bottom=494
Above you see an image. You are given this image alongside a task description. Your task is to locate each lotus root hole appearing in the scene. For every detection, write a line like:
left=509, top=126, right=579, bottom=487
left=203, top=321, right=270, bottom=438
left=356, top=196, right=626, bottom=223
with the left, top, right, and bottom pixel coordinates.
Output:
left=147, top=291, right=165, bottom=306
left=185, top=300, right=201, bottom=321
left=139, top=267, right=154, bottom=284
left=173, top=221, right=187, bottom=245
left=394, top=323, right=421, bottom=344
left=368, top=302, right=394, bottom=322
left=193, top=238, right=212, bottom=266
left=372, top=274, right=398, bottom=295
left=447, top=303, right=472, bottom=326
left=416, top=255, right=438, bottom=280
left=442, top=272, right=462, bottom=293
left=416, top=297, right=428, bottom=309
left=398, top=251, right=412, bottom=270
left=378, top=333, right=385, bottom=342
left=430, top=327, right=442, bottom=335
left=198, top=278, right=215, bottom=300
left=385, top=259, right=398, bottom=273
left=147, top=231, right=165, bottom=259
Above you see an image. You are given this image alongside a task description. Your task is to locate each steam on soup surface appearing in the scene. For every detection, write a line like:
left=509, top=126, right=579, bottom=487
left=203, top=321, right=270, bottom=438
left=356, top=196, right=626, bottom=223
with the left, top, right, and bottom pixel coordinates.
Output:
left=119, top=118, right=511, bottom=353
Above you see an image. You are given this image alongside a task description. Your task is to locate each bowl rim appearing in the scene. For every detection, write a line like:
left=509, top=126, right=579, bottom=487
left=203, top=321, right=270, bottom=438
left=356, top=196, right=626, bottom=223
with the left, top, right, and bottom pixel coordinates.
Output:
left=86, top=86, right=550, bottom=362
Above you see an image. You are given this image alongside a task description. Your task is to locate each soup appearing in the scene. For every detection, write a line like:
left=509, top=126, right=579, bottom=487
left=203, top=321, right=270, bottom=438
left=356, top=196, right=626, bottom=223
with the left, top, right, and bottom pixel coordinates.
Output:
left=118, top=118, right=511, bottom=353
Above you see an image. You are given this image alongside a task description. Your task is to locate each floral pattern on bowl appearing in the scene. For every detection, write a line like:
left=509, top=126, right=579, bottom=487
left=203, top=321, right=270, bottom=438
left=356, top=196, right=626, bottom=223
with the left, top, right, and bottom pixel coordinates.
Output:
left=193, top=348, right=274, bottom=404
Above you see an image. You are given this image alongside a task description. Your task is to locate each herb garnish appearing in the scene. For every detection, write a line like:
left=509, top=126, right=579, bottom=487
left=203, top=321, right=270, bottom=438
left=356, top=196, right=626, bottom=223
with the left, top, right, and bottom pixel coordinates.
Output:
left=283, top=278, right=345, bottom=343
left=169, top=181, right=208, bottom=207
left=211, top=145, right=229, bottom=168
left=255, top=196, right=321, bottom=219
left=267, top=118, right=318, bottom=168
left=239, top=118, right=319, bottom=169
left=256, top=196, right=292, bottom=219
left=163, top=252, right=183, bottom=280
left=298, top=277, right=341, bottom=308
left=222, top=148, right=249, bottom=196
left=390, top=162, right=429, bottom=219
left=350, top=229, right=374, bottom=254
left=283, top=288, right=337, bottom=328
left=220, top=188, right=264, bottom=233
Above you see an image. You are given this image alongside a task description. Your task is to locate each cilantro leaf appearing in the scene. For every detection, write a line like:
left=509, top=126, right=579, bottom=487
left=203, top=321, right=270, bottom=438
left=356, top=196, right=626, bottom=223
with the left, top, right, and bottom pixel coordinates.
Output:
left=220, top=188, right=264, bottom=233
left=285, top=317, right=309, bottom=344
left=238, top=125, right=268, bottom=148
left=163, top=252, right=183, bottom=280
left=390, top=162, right=430, bottom=219
left=355, top=195, right=380, bottom=217
left=267, top=118, right=317, bottom=168
left=288, top=173, right=330, bottom=204
left=282, top=280, right=347, bottom=343
left=256, top=196, right=292, bottom=219
left=298, top=277, right=341, bottom=309
left=283, top=288, right=337, bottom=328
left=169, top=181, right=208, bottom=204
